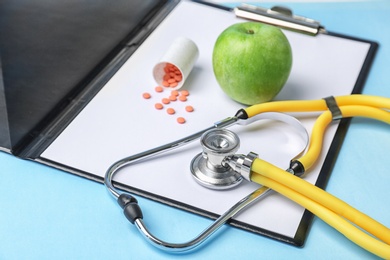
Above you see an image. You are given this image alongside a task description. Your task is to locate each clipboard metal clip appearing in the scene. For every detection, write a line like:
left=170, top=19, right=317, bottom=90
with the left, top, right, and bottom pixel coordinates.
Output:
left=234, top=4, right=326, bottom=36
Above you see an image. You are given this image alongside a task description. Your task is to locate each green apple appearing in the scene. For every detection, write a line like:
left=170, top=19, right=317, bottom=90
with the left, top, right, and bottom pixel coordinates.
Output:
left=212, top=22, right=292, bottom=105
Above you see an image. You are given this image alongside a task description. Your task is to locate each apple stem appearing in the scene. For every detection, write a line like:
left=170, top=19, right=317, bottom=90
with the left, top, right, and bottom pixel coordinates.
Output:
left=247, top=29, right=255, bottom=34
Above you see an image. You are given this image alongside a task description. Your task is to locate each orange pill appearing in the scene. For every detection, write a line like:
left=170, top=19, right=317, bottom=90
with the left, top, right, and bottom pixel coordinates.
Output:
left=167, top=108, right=175, bottom=115
left=162, top=98, right=170, bottom=104
left=177, top=117, right=186, bottom=124
left=168, top=78, right=176, bottom=84
left=155, top=103, right=163, bottom=110
left=180, top=90, right=189, bottom=96
left=142, top=92, right=151, bottom=99
left=185, top=105, right=194, bottom=112
left=171, top=90, right=179, bottom=96
left=169, top=95, right=177, bottom=101
left=155, top=86, right=163, bottom=92
left=174, top=75, right=182, bottom=82
left=179, top=95, right=187, bottom=102
left=169, top=82, right=178, bottom=88
left=162, top=80, right=170, bottom=87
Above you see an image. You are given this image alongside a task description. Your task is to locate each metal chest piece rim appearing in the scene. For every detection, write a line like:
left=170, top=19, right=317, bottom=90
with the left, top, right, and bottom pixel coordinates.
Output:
left=190, top=128, right=242, bottom=190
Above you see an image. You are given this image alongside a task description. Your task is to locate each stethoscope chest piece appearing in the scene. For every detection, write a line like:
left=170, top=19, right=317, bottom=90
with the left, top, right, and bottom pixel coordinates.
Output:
left=190, top=128, right=242, bottom=190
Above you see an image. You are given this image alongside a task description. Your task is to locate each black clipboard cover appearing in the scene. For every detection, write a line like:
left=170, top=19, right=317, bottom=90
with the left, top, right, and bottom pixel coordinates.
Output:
left=0, top=0, right=378, bottom=247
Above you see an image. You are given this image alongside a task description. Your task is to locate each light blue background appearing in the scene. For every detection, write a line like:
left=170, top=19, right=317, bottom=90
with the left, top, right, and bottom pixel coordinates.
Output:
left=1, top=1, right=390, bottom=259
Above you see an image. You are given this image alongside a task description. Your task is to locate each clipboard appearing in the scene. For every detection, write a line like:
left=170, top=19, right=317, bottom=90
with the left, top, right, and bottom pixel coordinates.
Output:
left=0, top=0, right=378, bottom=247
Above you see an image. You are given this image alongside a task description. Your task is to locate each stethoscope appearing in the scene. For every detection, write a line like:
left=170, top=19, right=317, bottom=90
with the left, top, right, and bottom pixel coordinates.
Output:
left=104, top=94, right=390, bottom=258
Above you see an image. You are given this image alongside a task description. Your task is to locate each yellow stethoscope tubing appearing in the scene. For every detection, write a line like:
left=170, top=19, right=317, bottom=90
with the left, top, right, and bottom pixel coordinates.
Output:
left=300, top=105, right=390, bottom=171
left=244, top=94, right=390, bottom=118
left=248, top=103, right=390, bottom=258
left=251, top=170, right=390, bottom=259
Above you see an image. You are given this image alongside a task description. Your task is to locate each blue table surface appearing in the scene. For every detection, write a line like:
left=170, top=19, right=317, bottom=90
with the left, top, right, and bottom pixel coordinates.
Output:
left=1, top=1, right=390, bottom=259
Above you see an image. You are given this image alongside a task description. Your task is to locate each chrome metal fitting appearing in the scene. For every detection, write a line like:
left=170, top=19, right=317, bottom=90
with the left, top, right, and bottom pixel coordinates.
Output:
left=190, top=128, right=243, bottom=190
left=223, top=152, right=258, bottom=182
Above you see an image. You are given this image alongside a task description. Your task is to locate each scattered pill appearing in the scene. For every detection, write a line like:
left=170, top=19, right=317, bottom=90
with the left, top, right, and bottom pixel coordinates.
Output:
left=162, top=98, right=170, bottom=104
left=180, top=90, right=189, bottom=96
left=169, top=95, right=177, bottom=101
left=179, top=95, right=187, bottom=102
left=167, top=108, right=175, bottom=115
left=155, top=103, right=163, bottom=110
left=142, top=92, right=151, bottom=99
left=177, top=117, right=186, bottom=124
left=171, top=90, right=179, bottom=96
left=155, top=86, right=163, bottom=92
left=185, top=105, right=194, bottom=112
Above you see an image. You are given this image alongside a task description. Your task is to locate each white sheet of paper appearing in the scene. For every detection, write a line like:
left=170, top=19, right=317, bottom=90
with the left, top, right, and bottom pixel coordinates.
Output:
left=40, top=1, right=371, bottom=239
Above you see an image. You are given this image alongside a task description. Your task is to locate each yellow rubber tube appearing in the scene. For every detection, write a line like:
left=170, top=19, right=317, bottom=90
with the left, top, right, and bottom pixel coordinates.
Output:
left=245, top=99, right=327, bottom=118
left=298, top=105, right=390, bottom=172
left=251, top=158, right=390, bottom=257
left=297, top=111, right=332, bottom=171
left=243, top=96, right=390, bottom=257
left=335, top=95, right=390, bottom=110
left=244, top=95, right=390, bottom=119
left=251, top=171, right=390, bottom=259
left=341, top=105, right=390, bottom=123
